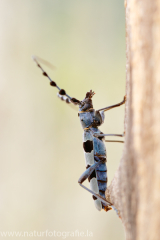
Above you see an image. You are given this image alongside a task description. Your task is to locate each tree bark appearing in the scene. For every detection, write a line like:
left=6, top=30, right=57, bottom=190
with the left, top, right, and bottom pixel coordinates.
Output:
left=105, top=0, right=160, bottom=239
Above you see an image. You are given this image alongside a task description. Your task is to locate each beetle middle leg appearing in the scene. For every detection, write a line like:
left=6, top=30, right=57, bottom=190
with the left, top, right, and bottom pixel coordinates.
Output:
left=96, top=96, right=126, bottom=112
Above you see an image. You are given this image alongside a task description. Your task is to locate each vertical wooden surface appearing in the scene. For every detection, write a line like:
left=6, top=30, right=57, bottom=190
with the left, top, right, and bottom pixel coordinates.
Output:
left=106, top=1, right=160, bottom=239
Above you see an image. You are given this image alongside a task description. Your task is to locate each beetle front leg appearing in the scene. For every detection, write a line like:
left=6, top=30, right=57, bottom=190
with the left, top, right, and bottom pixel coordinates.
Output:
left=96, top=95, right=126, bottom=112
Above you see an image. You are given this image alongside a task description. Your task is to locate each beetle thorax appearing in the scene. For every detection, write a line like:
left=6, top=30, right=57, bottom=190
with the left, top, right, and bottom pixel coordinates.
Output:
left=79, top=111, right=94, bottom=129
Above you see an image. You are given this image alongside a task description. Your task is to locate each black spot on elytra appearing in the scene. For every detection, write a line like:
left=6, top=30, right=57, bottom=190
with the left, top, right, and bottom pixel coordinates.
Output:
left=83, top=140, right=93, bottom=153
left=86, top=165, right=91, bottom=169
left=66, top=98, right=70, bottom=103
left=92, top=195, right=97, bottom=200
left=88, top=170, right=96, bottom=182
left=50, top=81, right=56, bottom=87
left=59, top=89, right=66, bottom=95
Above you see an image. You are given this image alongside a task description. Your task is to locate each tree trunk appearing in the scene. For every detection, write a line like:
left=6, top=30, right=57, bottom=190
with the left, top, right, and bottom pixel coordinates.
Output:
left=105, top=0, right=160, bottom=239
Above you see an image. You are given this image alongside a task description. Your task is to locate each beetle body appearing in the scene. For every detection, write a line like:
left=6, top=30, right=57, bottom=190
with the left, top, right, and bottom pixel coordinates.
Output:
left=78, top=92, right=108, bottom=211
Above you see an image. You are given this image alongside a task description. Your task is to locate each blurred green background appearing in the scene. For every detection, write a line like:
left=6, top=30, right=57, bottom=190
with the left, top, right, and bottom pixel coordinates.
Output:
left=0, top=0, right=126, bottom=239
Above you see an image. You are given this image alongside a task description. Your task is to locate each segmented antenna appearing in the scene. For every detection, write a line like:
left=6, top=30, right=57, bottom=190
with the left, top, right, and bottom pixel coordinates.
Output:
left=57, top=93, right=71, bottom=104
left=32, top=56, right=81, bottom=105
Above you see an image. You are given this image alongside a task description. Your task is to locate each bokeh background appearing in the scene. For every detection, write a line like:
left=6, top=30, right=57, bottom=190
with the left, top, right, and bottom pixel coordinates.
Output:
left=0, top=0, right=126, bottom=239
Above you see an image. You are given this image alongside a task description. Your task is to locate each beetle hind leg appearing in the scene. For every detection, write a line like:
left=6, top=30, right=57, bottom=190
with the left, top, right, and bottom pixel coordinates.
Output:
left=78, top=161, right=112, bottom=209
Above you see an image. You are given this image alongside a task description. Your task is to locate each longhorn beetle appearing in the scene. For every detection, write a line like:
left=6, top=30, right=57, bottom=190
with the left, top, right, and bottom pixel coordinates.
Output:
left=33, top=57, right=126, bottom=212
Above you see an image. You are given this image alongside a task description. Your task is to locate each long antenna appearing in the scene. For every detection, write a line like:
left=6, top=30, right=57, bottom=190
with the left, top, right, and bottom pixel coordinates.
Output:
left=32, top=56, right=81, bottom=105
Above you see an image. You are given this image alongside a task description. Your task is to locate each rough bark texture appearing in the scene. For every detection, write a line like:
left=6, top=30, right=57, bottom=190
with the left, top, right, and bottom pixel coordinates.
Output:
left=105, top=0, right=160, bottom=239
